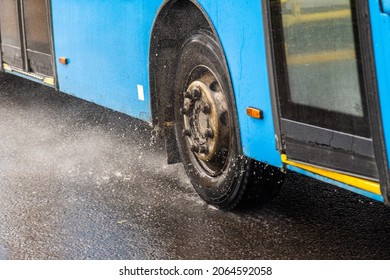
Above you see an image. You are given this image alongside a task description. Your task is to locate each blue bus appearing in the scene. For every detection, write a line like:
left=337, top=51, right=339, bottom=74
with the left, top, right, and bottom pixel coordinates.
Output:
left=1, top=0, right=389, bottom=209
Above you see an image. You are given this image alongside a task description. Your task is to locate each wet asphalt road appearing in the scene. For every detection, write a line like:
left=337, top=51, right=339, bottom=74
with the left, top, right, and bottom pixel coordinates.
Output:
left=1, top=72, right=390, bottom=260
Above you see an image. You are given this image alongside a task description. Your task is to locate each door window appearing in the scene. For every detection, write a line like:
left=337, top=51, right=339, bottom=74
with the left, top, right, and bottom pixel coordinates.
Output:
left=271, top=0, right=370, bottom=137
left=0, top=0, right=23, bottom=68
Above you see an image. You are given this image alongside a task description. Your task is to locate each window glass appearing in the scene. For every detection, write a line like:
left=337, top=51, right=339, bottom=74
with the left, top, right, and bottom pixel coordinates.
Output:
left=280, top=0, right=363, bottom=117
left=0, top=0, right=20, bottom=47
left=24, top=0, right=51, bottom=54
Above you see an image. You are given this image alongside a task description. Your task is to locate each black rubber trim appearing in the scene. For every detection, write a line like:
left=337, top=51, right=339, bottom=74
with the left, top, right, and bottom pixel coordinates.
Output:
left=282, top=119, right=375, bottom=158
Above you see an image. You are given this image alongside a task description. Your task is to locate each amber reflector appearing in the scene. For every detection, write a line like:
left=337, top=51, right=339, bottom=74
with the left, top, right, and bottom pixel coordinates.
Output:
left=246, top=107, right=263, bottom=119
left=59, top=57, right=69, bottom=65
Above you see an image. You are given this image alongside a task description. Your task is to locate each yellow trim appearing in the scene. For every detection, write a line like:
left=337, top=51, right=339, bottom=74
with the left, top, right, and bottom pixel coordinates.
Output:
left=281, top=154, right=381, bottom=195
left=43, top=77, right=55, bottom=86
left=2, top=63, right=12, bottom=71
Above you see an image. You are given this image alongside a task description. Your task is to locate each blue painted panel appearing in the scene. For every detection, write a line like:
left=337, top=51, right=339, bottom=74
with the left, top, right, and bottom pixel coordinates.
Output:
left=51, top=0, right=162, bottom=122
left=51, top=0, right=282, bottom=167
left=197, top=0, right=282, bottom=167
left=369, top=0, right=390, bottom=168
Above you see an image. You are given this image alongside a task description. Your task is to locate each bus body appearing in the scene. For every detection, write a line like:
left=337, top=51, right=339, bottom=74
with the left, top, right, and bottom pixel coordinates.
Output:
left=1, top=0, right=389, bottom=208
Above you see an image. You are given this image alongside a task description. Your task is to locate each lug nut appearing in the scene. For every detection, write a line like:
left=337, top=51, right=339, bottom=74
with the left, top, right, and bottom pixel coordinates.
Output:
left=183, top=90, right=192, bottom=99
left=199, top=145, right=209, bottom=154
left=205, top=128, right=214, bottom=139
left=191, top=144, right=200, bottom=153
left=191, top=87, right=202, bottom=100
left=180, top=106, right=189, bottom=115
left=202, top=104, right=211, bottom=114
left=182, top=128, right=191, bottom=137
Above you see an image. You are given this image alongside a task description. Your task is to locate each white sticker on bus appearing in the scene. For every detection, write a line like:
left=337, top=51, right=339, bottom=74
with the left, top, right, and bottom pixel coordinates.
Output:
left=137, top=84, right=145, bottom=101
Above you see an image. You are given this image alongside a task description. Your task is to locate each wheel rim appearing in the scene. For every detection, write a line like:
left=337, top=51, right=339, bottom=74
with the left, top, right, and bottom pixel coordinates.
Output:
left=180, top=66, right=231, bottom=177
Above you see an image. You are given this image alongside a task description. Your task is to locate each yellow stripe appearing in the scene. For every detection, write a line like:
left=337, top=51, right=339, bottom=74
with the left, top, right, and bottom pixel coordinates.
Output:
left=43, top=77, right=55, bottom=86
left=281, top=154, right=381, bottom=195
left=2, top=63, right=12, bottom=71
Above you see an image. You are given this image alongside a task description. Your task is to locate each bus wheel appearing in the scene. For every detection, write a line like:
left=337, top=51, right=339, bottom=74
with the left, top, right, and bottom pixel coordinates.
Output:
left=174, top=32, right=283, bottom=209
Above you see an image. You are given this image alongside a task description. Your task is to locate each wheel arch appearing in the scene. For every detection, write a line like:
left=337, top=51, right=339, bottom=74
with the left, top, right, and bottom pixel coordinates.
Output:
left=149, top=0, right=221, bottom=164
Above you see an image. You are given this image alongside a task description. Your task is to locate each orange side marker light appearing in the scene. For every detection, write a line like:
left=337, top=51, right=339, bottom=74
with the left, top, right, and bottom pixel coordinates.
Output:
left=246, top=107, right=263, bottom=119
left=59, top=57, right=69, bottom=65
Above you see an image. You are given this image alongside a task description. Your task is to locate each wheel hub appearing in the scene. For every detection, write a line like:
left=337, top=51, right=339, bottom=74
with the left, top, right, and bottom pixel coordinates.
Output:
left=181, top=79, right=229, bottom=165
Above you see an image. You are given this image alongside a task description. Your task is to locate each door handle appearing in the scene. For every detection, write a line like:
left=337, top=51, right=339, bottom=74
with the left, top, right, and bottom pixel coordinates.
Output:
left=381, top=0, right=390, bottom=15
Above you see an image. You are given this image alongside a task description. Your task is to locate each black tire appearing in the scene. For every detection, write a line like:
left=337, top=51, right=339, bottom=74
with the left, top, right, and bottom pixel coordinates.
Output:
left=174, top=31, right=283, bottom=209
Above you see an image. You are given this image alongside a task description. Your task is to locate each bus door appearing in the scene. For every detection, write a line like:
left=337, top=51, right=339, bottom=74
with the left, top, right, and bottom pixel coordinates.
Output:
left=0, top=0, right=53, bottom=78
left=269, top=0, right=379, bottom=180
